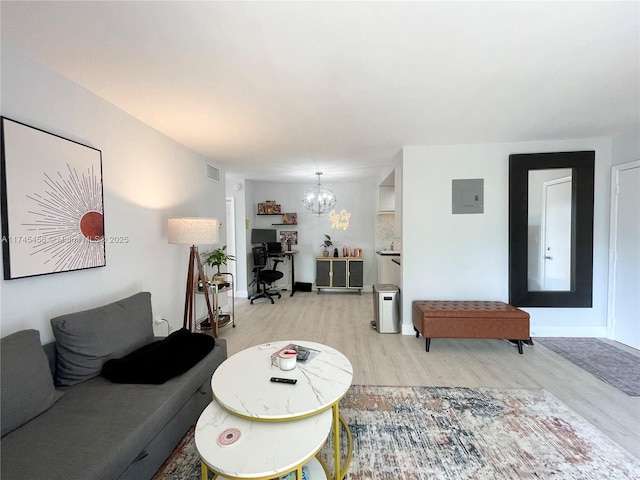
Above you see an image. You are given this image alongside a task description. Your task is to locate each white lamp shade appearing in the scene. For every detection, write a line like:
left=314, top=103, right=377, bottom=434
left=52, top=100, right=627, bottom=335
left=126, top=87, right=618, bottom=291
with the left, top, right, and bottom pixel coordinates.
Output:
left=168, top=217, right=219, bottom=245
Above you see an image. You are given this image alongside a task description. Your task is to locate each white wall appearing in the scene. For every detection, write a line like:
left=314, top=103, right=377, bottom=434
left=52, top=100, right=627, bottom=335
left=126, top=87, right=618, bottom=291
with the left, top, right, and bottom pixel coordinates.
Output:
left=234, top=179, right=377, bottom=295
left=612, top=130, right=640, bottom=165
left=1, top=44, right=226, bottom=341
left=401, top=138, right=613, bottom=337
left=225, top=176, right=248, bottom=297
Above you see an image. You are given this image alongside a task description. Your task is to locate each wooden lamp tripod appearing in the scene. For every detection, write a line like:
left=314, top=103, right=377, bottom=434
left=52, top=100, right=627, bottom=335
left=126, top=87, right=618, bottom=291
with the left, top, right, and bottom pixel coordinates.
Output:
left=168, top=217, right=219, bottom=334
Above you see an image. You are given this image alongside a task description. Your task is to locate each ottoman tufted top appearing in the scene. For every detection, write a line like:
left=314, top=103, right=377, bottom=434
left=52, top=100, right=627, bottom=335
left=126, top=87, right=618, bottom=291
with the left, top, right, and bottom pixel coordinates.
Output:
left=412, top=301, right=529, bottom=319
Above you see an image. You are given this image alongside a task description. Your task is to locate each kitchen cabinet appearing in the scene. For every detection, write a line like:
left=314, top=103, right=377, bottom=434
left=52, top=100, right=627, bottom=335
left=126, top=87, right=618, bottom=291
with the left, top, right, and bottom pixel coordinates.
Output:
left=378, top=186, right=395, bottom=212
left=315, top=257, right=363, bottom=293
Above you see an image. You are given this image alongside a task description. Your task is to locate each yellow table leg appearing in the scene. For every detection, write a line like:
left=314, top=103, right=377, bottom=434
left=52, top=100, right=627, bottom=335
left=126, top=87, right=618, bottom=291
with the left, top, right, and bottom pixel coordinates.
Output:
left=330, top=401, right=354, bottom=480
left=339, top=414, right=354, bottom=479
left=201, top=460, right=208, bottom=480
left=332, top=402, right=340, bottom=480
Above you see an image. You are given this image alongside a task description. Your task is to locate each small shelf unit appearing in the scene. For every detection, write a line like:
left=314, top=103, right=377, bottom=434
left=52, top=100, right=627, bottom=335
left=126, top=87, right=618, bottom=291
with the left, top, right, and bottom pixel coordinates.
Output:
left=257, top=212, right=298, bottom=225
left=196, top=272, right=235, bottom=335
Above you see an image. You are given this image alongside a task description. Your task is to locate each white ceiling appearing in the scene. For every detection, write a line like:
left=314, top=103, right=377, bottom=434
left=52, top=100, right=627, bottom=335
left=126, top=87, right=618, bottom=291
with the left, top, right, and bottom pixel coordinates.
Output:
left=2, top=1, right=638, bottom=184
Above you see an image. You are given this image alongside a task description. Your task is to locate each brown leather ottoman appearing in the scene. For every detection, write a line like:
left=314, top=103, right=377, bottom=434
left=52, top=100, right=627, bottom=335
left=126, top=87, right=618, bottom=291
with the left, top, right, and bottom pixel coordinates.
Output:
left=412, top=301, right=530, bottom=354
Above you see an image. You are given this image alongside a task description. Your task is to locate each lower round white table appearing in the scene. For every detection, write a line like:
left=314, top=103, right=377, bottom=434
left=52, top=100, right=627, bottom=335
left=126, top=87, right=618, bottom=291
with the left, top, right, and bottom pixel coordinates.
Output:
left=195, top=400, right=331, bottom=479
left=210, top=341, right=354, bottom=480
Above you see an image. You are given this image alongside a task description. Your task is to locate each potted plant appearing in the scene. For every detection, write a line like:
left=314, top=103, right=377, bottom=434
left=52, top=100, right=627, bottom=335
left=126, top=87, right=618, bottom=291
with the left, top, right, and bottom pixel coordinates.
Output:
left=201, top=245, right=236, bottom=283
left=320, top=235, right=333, bottom=257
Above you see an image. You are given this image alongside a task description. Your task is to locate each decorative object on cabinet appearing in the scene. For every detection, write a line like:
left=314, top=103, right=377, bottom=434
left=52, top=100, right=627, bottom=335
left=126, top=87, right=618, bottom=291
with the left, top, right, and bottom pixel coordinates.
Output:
left=320, top=234, right=333, bottom=257
left=201, top=245, right=236, bottom=282
left=168, top=217, right=219, bottom=331
left=302, top=172, right=336, bottom=216
left=1, top=117, right=105, bottom=280
left=315, top=257, right=363, bottom=294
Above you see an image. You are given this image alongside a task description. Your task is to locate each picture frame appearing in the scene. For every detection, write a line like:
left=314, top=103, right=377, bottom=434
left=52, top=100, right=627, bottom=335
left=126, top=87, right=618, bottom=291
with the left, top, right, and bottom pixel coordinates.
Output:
left=282, top=212, right=297, bottom=225
left=280, top=230, right=298, bottom=246
left=1, top=117, right=105, bottom=279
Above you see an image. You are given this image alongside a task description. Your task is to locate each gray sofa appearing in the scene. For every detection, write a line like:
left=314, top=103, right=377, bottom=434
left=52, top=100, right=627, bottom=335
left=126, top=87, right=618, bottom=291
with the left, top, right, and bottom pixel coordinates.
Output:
left=1, top=292, right=227, bottom=480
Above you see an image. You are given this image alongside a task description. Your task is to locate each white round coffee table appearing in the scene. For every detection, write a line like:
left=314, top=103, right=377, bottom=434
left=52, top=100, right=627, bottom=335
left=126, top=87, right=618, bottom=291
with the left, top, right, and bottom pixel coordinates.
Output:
left=195, top=400, right=331, bottom=479
left=210, top=341, right=354, bottom=480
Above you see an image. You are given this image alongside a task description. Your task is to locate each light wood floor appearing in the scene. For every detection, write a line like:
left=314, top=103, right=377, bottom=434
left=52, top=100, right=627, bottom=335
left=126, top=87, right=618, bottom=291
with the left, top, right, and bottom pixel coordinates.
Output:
left=217, top=291, right=640, bottom=458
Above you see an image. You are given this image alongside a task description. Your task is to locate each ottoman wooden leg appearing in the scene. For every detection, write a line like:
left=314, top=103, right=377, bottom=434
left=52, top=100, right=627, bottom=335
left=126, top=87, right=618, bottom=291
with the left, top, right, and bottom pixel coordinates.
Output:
left=425, top=338, right=431, bottom=352
left=414, top=326, right=419, bottom=338
left=517, top=340, right=523, bottom=354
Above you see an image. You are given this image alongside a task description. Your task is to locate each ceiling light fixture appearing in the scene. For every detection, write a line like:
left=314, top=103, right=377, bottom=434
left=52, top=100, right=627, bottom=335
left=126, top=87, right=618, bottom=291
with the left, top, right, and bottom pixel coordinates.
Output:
left=302, top=172, right=336, bottom=217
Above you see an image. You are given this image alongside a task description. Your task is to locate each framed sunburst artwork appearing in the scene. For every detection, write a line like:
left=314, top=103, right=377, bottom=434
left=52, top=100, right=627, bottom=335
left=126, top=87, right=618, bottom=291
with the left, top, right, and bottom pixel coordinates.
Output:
left=1, top=117, right=105, bottom=279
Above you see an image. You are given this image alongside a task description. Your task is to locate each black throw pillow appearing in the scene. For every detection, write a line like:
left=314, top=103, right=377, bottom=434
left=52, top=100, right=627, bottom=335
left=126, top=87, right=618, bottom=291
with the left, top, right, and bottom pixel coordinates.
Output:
left=102, top=328, right=215, bottom=384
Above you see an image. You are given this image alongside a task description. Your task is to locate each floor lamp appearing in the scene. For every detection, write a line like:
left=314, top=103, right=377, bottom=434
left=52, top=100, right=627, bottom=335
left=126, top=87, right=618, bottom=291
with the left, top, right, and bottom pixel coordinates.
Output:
left=168, top=217, right=219, bottom=334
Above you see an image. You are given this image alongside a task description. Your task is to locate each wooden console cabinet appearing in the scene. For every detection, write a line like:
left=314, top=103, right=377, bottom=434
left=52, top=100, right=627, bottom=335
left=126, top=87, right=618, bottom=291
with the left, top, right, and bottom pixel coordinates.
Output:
left=315, top=257, right=363, bottom=294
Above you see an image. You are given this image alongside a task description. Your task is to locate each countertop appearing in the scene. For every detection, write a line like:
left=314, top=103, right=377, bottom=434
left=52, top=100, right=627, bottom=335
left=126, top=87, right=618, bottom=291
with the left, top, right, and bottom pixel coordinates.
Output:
left=376, top=250, right=401, bottom=256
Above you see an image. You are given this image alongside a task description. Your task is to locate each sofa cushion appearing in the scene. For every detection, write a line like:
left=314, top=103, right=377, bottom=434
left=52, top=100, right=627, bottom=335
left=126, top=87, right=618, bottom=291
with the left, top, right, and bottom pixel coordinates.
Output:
left=102, top=328, right=215, bottom=384
left=50, top=292, right=154, bottom=386
left=1, top=330, right=58, bottom=437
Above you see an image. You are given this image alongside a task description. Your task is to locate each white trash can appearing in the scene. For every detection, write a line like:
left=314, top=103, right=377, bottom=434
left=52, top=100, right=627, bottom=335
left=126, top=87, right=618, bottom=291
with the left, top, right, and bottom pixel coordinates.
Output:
left=372, top=284, right=400, bottom=333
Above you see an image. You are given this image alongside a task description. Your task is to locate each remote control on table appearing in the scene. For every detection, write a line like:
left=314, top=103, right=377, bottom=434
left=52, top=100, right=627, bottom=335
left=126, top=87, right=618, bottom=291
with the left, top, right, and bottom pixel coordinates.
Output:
left=270, top=377, right=297, bottom=384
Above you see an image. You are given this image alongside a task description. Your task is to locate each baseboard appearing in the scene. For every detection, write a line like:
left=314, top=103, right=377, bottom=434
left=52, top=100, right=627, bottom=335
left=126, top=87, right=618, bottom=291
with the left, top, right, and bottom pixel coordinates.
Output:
left=401, top=323, right=416, bottom=335
left=530, top=326, right=607, bottom=337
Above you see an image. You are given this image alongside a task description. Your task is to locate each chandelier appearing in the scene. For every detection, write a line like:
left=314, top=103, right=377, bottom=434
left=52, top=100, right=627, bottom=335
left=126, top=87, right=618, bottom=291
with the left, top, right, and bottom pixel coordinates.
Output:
left=302, top=172, right=336, bottom=216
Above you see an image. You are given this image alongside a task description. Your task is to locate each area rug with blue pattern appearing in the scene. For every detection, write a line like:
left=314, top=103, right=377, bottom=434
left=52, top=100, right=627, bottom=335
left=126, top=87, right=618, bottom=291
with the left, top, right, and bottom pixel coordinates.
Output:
left=153, top=385, right=639, bottom=480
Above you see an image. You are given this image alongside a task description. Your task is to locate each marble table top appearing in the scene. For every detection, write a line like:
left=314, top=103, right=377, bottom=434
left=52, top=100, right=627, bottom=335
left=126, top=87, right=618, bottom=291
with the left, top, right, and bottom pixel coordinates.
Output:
left=195, top=400, right=331, bottom=479
left=211, top=340, right=353, bottom=420
left=216, top=458, right=327, bottom=480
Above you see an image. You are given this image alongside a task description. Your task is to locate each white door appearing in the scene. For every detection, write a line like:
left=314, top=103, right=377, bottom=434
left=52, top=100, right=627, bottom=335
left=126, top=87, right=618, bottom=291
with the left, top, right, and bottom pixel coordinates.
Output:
left=608, top=161, right=640, bottom=350
left=225, top=197, right=237, bottom=289
left=540, top=177, right=572, bottom=290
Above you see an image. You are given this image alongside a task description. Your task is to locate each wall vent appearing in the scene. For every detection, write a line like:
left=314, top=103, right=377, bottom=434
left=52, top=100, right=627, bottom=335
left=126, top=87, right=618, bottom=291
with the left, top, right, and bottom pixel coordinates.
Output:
left=206, top=162, right=220, bottom=182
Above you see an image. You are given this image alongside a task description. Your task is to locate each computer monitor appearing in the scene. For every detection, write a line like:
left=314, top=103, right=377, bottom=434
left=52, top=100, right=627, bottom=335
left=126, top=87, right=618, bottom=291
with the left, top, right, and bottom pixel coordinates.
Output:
left=251, top=228, right=277, bottom=244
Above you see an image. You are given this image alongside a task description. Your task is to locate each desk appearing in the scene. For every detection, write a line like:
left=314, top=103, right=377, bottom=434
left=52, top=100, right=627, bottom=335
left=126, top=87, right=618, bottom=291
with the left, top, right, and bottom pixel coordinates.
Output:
left=269, top=250, right=299, bottom=296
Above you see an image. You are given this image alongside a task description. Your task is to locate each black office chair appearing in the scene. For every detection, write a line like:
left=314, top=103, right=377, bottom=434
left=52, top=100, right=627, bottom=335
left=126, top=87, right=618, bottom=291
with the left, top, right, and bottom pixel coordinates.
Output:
left=249, top=246, right=284, bottom=304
